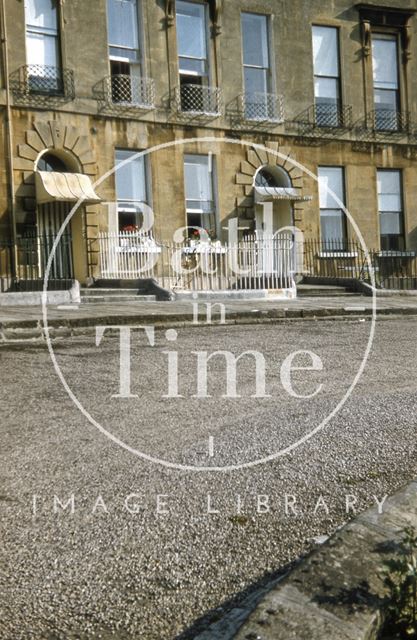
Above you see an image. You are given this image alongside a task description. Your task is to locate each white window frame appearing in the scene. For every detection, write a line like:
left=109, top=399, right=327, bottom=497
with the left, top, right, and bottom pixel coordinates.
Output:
left=107, top=0, right=143, bottom=70
left=24, top=0, right=60, bottom=71
left=312, top=25, right=341, bottom=124
left=184, top=154, right=217, bottom=235
left=176, top=0, right=210, bottom=79
left=377, top=169, right=404, bottom=250
left=241, top=12, right=272, bottom=97
left=318, top=166, right=347, bottom=247
left=372, top=33, right=400, bottom=120
left=115, top=149, right=150, bottom=230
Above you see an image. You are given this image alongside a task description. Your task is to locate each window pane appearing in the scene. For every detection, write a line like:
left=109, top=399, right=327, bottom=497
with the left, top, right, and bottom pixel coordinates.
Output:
left=379, top=194, right=401, bottom=211
left=374, top=89, right=398, bottom=110
left=26, top=0, right=58, bottom=31
left=119, top=211, right=141, bottom=230
left=372, top=37, right=398, bottom=90
left=244, top=67, right=268, bottom=94
left=242, top=13, right=269, bottom=68
left=179, top=57, right=206, bottom=75
left=115, top=150, right=147, bottom=204
left=176, top=1, right=207, bottom=61
left=380, top=211, right=401, bottom=235
left=109, top=46, right=140, bottom=63
left=315, top=77, right=338, bottom=102
left=377, top=170, right=401, bottom=196
left=26, top=31, right=58, bottom=67
left=184, top=155, right=213, bottom=209
left=312, top=26, right=339, bottom=78
left=318, top=167, right=344, bottom=208
left=320, top=209, right=344, bottom=242
left=377, top=170, right=401, bottom=212
left=107, top=0, right=139, bottom=54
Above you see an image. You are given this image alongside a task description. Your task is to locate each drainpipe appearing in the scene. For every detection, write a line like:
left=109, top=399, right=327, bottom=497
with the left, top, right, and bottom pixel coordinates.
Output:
left=0, top=0, right=18, bottom=282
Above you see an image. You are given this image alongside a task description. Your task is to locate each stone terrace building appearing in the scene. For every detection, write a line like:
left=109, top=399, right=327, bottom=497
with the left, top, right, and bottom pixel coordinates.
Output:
left=0, top=0, right=417, bottom=286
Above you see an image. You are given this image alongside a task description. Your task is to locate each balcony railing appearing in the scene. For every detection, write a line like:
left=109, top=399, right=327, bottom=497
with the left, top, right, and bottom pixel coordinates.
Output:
left=369, top=109, right=409, bottom=134
left=174, top=84, right=222, bottom=118
left=103, top=74, right=155, bottom=110
left=312, top=103, right=353, bottom=129
left=10, top=65, right=75, bottom=102
left=239, top=92, right=284, bottom=124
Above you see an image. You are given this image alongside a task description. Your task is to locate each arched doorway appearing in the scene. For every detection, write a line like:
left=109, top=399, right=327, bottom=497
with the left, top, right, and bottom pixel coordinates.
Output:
left=34, top=149, right=100, bottom=283
left=253, top=164, right=294, bottom=234
left=35, top=151, right=77, bottom=280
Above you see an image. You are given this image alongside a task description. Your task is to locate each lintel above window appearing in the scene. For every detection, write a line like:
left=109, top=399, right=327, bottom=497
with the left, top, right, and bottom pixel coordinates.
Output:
left=165, top=0, right=222, bottom=34
left=355, top=4, right=416, bottom=24
left=355, top=4, right=416, bottom=61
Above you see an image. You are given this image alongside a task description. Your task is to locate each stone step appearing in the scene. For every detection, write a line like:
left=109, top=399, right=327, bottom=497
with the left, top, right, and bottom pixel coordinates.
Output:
left=297, top=285, right=360, bottom=297
left=80, top=288, right=140, bottom=296
left=80, top=294, right=156, bottom=304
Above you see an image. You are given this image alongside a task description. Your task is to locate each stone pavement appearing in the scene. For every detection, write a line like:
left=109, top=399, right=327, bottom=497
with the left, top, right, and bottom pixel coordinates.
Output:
left=0, top=294, right=416, bottom=333
left=0, top=293, right=416, bottom=341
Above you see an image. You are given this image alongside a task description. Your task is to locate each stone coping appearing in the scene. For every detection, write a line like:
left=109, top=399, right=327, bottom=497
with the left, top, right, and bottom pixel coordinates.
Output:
left=232, top=480, right=417, bottom=640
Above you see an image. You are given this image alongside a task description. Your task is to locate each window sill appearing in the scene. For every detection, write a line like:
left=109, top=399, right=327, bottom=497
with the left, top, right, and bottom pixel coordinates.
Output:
left=179, top=108, right=221, bottom=117
left=116, top=245, right=161, bottom=254
left=318, top=251, right=358, bottom=258
left=377, top=251, right=416, bottom=258
left=244, top=115, right=284, bottom=124
left=183, top=243, right=226, bottom=255
left=111, top=100, right=155, bottom=110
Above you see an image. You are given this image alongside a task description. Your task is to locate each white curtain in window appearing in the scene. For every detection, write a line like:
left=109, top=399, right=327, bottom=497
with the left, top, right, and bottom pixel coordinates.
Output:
left=242, top=13, right=269, bottom=68
left=372, top=38, right=398, bottom=90
left=26, top=0, right=57, bottom=31
left=312, top=26, right=339, bottom=77
left=177, top=1, right=206, bottom=61
left=318, top=167, right=344, bottom=209
left=380, top=212, right=401, bottom=234
left=320, top=210, right=344, bottom=242
left=377, top=170, right=401, bottom=212
left=26, top=31, right=58, bottom=67
left=107, top=0, right=139, bottom=51
left=244, top=68, right=268, bottom=95
left=115, top=150, right=147, bottom=204
left=314, top=77, right=338, bottom=100
left=184, top=155, right=212, bottom=208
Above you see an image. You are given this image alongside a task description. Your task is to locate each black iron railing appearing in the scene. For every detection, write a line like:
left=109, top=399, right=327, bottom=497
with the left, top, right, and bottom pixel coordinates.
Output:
left=0, top=234, right=74, bottom=292
left=174, top=83, right=222, bottom=117
left=239, top=92, right=284, bottom=123
left=10, top=65, right=75, bottom=103
left=301, top=239, right=417, bottom=290
left=290, top=104, right=353, bottom=143
left=313, top=103, right=353, bottom=129
left=369, top=109, right=410, bottom=134
left=99, top=74, right=155, bottom=110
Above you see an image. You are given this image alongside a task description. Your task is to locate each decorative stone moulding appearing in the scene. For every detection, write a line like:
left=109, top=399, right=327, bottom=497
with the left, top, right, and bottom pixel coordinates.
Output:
left=234, top=141, right=309, bottom=229
left=14, top=120, right=98, bottom=209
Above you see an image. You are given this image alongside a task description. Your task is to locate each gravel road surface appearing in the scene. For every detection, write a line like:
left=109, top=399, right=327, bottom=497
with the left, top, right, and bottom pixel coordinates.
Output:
left=1, top=317, right=417, bottom=639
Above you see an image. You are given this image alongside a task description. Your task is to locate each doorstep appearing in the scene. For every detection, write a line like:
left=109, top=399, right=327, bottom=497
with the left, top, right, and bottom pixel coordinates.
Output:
left=173, top=289, right=296, bottom=301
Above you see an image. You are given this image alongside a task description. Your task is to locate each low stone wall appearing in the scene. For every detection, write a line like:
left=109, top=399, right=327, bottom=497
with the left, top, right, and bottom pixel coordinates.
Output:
left=0, top=281, right=80, bottom=306
left=233, top=480, right=417, bottom=640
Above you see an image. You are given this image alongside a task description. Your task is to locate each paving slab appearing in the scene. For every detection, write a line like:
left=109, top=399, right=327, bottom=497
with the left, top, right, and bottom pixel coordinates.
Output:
left=0, top=295, right=416, bottom=332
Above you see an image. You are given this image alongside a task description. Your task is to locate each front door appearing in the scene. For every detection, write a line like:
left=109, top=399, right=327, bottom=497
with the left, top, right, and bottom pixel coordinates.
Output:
left=37, top=202, right=74, bottom=279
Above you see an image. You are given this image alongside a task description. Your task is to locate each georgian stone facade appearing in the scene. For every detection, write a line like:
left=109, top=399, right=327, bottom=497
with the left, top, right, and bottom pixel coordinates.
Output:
left=1, top=0, right=417, bottom=282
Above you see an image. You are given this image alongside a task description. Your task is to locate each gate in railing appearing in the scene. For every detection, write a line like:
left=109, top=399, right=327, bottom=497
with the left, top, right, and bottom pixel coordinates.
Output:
left=97, top=232, right=296, bottom=291
left=0, top=233, right=74, bottom=292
